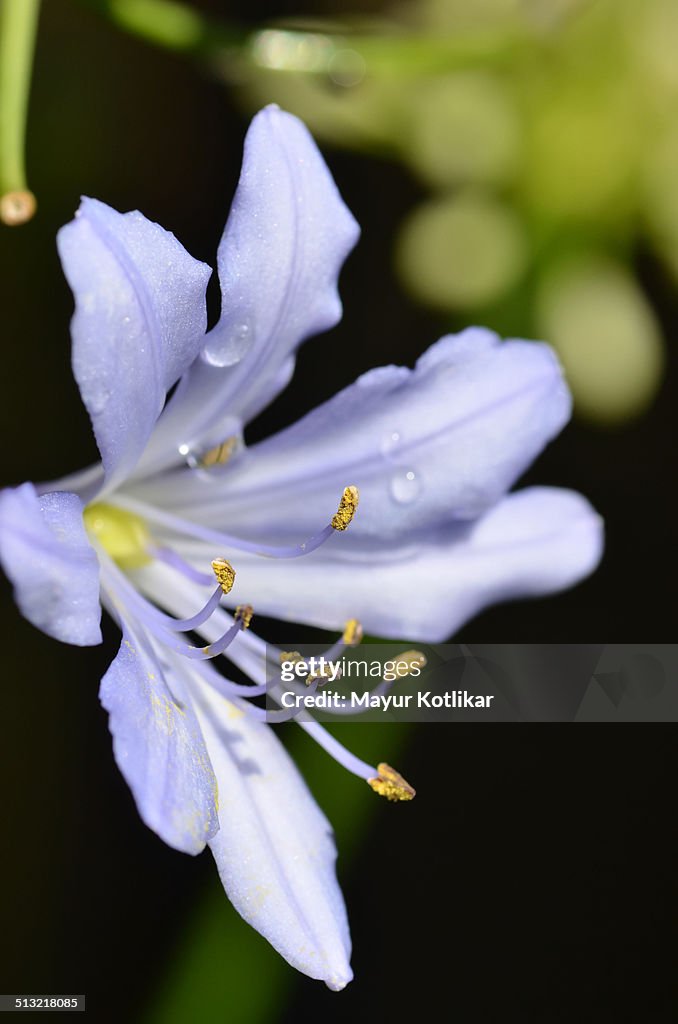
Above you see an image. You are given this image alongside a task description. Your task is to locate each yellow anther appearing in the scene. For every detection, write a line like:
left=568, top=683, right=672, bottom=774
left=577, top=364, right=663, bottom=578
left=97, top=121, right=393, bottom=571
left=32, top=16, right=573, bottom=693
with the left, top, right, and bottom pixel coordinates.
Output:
left=331, top=485, right=359, bottom=531
left=280, top=651, right=303, bottom=664
left=83, top=503, right=151, bottom=569
left=307, top=663, right=336, bottom=687
left=200, top=437, right=239, bottom=468
left=392, top=650, right=427, bottom=678
left=235, top=604, right=254, bottom=629
left=342, top=618, right=363, bottom=646
left=278, top=650, right=332, bottom=685
left=211, top=558, right=235, bottom=594
left=368, top=762, right=416, bottom=802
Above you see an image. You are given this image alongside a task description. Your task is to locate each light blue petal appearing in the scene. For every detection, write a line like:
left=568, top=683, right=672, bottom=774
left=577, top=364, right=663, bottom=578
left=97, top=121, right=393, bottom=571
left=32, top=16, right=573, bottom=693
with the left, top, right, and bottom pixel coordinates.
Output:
left=0, top=483, right=101, bottom=645
left=189, top=676, right=352, bottom=990
left=57, top=198, right=211, bottom=494
left=137, top=105, right=359, bottom=476
left=139, top=329, right=572, bottom=542
left=100, top=622, right=219, bottom=854
left=204, top=487, right=603, bottom=641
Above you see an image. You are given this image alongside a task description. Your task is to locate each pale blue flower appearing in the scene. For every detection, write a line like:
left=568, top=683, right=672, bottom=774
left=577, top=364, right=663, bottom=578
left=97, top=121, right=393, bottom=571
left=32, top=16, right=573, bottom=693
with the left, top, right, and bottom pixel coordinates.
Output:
left=0, top=106, right=603, bottom=989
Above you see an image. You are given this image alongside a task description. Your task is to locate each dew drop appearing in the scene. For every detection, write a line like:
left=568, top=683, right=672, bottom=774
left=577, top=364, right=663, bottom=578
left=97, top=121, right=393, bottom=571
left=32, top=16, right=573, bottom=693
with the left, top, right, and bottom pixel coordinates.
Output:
left=390, top=469, right=421, bottom=505
left=202, top=319, right=253, bottom=368
left=178, top=432, right=244, bottom=474
left=381, top=430, right=402, bottom=460
left=178, top=443, right=200, bottom=469
left=87, top=384, right=112, bottom=415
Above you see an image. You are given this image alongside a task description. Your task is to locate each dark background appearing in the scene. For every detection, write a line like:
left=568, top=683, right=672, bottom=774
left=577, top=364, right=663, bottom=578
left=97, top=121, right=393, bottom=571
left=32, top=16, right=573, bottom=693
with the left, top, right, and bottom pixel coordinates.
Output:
left=0, top=1, right=675, bottom=1021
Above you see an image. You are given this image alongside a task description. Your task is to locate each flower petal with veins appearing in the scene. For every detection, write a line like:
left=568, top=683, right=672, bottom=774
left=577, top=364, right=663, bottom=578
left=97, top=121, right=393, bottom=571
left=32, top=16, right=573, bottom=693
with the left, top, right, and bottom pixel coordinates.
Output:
left=100, top=618, right=219, bottom=854
left=132, top=328, right=572, bottom=542
left=165, top=487, right=603, bottom=641
left=0, top=106, right=604, bottom=992
left=58, top=198, right=211, bottom=493
left=137, top=105, right=359, bottom=475
left=190, top=672, right=352, bottom=990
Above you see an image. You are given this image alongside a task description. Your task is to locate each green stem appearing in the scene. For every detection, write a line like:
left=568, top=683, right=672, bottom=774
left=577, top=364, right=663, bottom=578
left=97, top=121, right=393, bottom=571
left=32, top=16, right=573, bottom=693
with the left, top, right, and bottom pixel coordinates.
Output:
left=0, top=0, right=40, bottom=224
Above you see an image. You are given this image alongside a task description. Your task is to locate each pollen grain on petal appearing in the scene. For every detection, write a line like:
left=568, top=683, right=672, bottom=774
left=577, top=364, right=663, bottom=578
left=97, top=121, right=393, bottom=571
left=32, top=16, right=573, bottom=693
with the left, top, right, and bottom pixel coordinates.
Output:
left=211, top=557, right=236, bottom=594
left=331, top=485, right=359, bottom=531
left=368, top=762, right=416, bottom=802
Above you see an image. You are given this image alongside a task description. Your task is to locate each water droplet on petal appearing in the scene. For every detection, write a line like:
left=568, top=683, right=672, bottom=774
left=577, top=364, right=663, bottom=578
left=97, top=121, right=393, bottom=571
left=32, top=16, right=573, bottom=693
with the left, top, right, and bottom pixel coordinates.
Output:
left=87, top=384, right=112, bottom=415
left=202, top=319, right=253, bottom=368
left=178, top=443, right=200, bottom=469
left=390, top=469, right=421, bottom=505
left=381, top=430, right=402, bottom=460
left=178, top=432, right=244, bottom=476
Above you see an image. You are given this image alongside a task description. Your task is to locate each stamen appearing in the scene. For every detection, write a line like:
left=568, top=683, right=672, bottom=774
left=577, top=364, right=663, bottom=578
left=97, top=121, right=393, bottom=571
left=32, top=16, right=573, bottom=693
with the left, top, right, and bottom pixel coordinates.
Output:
left=277, top=650, right=337, bottom=686
left=314, top=618, right=364, bottom=663
left=298, top=720, right=378, bottom=780
left=113, top=488, right=359, bottom=560
left=392, top=650, right=428, bottom=678
left=270, top=619, right=364, bottom=678
left=151, top=608, right=251, bottom=661
left=342, top=618, right=363, bottom=646
left=98, top=552, right=247, bottom=661
left=151, top=545, right=214, bottom=586
left=235, top=604, right=254, bottom=629
left=242, top=678, right=324, bottom=724
left=211, top=557, right=235, bottom=594
left=197, top=619, right=246, bottom=659
left=163, top=605, right=253, bottom=660
left=162, top=585, right=224, bottom=632
left=331, top=486, right=359, bottom=531
left=280, top=650, right=303, bottom=664
left=307, top=651, right=426, bottom=718
left=175, top=654, right=269, bottom=701
left=99, top=528, right=418, bottom=800
left=307, top=662, right=336, bottom=687
left=368, top=763, right=416, bottom=802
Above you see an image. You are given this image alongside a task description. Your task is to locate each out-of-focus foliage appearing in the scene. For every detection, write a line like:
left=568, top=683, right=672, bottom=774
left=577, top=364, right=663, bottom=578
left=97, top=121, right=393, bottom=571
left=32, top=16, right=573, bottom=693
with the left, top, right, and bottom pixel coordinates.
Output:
left=217, top=0, right=677, bottom=424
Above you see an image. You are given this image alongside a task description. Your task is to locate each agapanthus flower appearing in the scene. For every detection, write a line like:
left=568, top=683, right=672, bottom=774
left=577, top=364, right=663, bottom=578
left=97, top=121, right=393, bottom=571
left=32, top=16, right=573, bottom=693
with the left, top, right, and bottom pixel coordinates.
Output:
left=0, top=106, right=603, bottom=990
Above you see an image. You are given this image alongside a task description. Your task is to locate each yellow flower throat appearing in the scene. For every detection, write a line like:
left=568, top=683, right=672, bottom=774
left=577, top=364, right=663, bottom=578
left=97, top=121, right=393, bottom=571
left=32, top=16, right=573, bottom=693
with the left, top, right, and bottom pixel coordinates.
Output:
left=83, top=503, right=152, bottom=569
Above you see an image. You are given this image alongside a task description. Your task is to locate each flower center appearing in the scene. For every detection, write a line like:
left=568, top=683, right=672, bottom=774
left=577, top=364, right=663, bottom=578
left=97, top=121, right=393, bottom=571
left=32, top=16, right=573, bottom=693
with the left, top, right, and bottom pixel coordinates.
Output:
left=87, top=497, right=417, bottom=802
left=83, top=502, right=152, bottom=569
